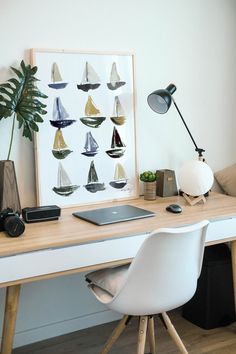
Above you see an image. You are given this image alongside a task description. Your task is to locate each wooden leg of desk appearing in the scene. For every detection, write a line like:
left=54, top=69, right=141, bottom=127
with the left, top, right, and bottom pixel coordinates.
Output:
left=1, top=285, right=21, bottom=354
left=231, top=240, right=236, bottom=313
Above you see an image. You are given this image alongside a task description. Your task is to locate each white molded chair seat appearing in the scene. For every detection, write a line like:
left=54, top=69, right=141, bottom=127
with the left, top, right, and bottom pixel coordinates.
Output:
left=86, top=220, right=209, bottom=354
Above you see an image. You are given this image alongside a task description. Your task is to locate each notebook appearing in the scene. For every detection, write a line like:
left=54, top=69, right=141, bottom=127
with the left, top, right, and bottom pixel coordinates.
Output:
left=72, top=205, right=155, bottom=226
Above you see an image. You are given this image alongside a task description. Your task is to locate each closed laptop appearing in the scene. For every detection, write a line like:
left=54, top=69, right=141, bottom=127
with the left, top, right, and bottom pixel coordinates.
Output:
left=73, top=205, right=155, bottom=226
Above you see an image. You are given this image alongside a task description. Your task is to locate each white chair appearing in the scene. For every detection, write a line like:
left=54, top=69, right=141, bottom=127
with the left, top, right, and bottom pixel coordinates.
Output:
left=86, top=220, right=209, bottom=354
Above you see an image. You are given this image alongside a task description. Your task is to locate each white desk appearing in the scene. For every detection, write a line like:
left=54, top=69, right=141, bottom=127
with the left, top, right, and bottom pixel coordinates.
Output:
left=0, top=193, right=236, bottom=354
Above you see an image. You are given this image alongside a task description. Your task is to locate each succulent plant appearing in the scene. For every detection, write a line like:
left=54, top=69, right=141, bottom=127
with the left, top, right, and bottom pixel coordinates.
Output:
left=140, top=170, right=157, bottom=182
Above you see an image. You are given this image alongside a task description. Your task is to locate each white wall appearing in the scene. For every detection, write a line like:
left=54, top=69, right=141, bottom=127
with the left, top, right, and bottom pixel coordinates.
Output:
left=0, top=0, right=236, bottom=348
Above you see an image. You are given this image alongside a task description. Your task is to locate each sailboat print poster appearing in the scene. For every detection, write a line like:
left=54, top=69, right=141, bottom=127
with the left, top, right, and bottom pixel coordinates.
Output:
left=31, top=48, right=138, bottom=207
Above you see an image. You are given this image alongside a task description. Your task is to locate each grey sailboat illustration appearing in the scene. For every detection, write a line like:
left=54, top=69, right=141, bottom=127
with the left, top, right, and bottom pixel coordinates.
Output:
left=107, top=62, right=126, bottom=90
left=109, top=163, right=128, bottom=189
left=80, top=96, right=106, bottom=128
left=53, top=162, right=79, bottom=196
left=52, top=129, right=73, bottom=159
left=110, top=96, right=126, bottom=125
left=77, top=62, right=101, bottom=92
left=50, top=97, right=76, bottom=128
left=106, top=127, right=126, bottom=158
left=84, top=161, right=105, bottom=193
left=48, top=63, right=68, bottom=89
left=81, top=132, right=99, bottom=157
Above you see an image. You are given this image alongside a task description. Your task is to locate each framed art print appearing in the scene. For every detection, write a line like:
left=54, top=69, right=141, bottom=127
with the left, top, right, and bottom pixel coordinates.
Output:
left=31, top=49, right=138, bottom=207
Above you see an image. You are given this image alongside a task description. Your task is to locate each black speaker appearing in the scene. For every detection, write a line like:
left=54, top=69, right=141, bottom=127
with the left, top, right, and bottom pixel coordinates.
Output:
left=22, top=205, right=61, bottom=223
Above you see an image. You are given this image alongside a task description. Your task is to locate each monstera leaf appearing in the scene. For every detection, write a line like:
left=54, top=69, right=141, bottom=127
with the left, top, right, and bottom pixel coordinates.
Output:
left=0, top=60, right=47, bottom=159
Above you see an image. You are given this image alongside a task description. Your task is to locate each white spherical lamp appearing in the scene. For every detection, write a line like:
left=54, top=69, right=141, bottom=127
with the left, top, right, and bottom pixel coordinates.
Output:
left=178, top=160, right=214, bottom=197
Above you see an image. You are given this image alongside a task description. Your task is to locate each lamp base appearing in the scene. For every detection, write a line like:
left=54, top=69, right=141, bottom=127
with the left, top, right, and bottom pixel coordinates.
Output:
left=182, top=192, right=206, bottom=206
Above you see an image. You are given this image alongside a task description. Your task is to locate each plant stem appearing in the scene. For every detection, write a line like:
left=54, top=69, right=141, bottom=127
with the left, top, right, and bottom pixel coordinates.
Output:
left=7, top=113, right=16, bottom=160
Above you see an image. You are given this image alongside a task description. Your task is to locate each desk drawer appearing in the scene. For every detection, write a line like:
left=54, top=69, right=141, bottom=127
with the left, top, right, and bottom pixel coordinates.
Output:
left=0, top=233, right=148, bottom=283
left=206, top=218, right=236, bottom=243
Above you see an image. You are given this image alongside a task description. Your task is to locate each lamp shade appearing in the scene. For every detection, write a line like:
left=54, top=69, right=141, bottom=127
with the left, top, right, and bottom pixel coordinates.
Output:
left=178, top=160, right=214, bottom=197
left=147, top=83, right=176, bottom=114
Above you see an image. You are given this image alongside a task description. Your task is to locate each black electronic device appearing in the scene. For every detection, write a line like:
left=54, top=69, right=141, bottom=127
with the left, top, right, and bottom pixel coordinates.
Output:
left=0, top=208, right=25, bottom=237
left=22, top=205, right=61, bottom=223
left=166, top=204, right=182, bottom=214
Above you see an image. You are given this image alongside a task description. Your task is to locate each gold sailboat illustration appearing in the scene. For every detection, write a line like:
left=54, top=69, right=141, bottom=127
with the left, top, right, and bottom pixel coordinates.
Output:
left=77, top=62, right=101, bottom=92
left=48, top=63, right=68, bottom=89
left=109, top=163, right=128, bottom=189
left=107, top=62, right=126, bottom=90
left=80, top=96, right=106, bottom=128
left=110, top=96, right=126, bottom=125
left=53, top=162, right=79, bottom=196
left=52, top=129, right=73, bottom=159
left=106, top=126, right=126, bottom=158
left=84, top=161, right=105, bottom=193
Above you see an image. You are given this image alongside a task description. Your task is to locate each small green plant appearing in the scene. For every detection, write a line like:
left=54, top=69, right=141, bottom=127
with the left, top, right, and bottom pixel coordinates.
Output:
left=0, top=60, right=48, bottom=160
left=140, top=170, right=157, bottom=182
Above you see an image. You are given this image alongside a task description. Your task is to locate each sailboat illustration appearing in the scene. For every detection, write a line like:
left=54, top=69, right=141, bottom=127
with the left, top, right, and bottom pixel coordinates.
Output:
left=107, top=62, right=126, bottom=90
left=77, top=62, right=100, bottom=92
left=52, top=129, right=73, bottom=159
left=110, top=96, right=126, bottom=125
left=84, top=161, right=105, bottom=193
left=109, top=163, right=128, bottom=189
left=53, top=162, right=79, bottom=196
left=81, top=132, right=99, bottom=157
left=80, top=96, right=106, bottom=128
left=48, top=63, right=68, bottom=89
left=106, top=127, right=126, bottom=158
left=50, top=97, right=76, bottom=128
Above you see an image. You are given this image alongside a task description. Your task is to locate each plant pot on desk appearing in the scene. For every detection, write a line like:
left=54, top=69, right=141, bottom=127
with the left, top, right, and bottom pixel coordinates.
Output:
left=143, top=181, right=157, bottom=201
left=0, top=160, right=21, bottom=213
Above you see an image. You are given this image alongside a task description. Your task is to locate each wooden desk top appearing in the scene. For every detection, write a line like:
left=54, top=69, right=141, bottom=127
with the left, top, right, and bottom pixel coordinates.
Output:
left=0, top=193, right=235, bottom=258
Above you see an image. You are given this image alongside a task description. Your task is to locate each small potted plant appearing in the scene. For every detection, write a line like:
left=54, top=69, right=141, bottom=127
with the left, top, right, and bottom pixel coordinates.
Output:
left=140, top=170, right=157, bottom=200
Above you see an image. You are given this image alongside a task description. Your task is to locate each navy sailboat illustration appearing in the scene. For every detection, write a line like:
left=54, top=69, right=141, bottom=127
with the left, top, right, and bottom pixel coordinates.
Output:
left=109, top=163, right=128, bottom=189
left=106, top=127, right=126, bottom=158
left=80, top=96, right=106, bottom=128
left=84, top=161, right=105, bottom=193
left=107, top=62, right=126, bottom=90
left=48, top=63, right=68, bottom=89
left=81, top=132, right=99, bottom=157
left=110, top=96, right=126, bottom=125
left=53, top=162, right=79, bottom=196
left=52, top=129, right=73, bottom=159
left=50, top=97, right=76, bottom=128
left=77, top=62, right=100, bottom=92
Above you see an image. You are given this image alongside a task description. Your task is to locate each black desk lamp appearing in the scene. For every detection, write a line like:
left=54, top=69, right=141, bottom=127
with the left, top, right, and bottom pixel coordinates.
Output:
left=147, top=84, right=205, bottom=160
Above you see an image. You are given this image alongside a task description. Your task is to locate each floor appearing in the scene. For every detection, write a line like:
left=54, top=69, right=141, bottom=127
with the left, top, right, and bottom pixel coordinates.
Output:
left=13, top=310, right=236, bottom=354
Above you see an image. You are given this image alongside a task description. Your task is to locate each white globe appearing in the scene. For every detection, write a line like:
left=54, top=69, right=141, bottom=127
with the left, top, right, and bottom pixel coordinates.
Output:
left=178, top=160, right=214, bottom=197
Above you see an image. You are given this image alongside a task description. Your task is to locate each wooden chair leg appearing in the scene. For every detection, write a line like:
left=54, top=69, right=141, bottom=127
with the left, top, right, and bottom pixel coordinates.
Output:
left=137, top=316, right=148, bottom=354
left=0, top=285, right=21, bottom=354
left=148, top=315, right=156, bottom=354
left=161, top=312, right=188, bottom=354
left=100, top=315, right=132, bottom=354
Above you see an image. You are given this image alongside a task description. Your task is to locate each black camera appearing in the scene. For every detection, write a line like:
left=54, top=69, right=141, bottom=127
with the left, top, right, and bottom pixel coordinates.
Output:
left=0, top=208, right=25, bottom=237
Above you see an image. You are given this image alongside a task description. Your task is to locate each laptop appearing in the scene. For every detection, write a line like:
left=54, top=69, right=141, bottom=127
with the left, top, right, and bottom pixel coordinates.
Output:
left=72, top=205, right=155, bottom=226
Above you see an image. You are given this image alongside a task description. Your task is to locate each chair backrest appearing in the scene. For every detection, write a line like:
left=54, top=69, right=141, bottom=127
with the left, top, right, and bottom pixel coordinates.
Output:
left=107, top=220, right=209, bottom=316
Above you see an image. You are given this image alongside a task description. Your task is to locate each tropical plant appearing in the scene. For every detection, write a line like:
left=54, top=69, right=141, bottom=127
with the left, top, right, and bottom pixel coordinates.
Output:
left=0, top=60, right=48, bottom=160
left=140, top=170, right=157, bottom=182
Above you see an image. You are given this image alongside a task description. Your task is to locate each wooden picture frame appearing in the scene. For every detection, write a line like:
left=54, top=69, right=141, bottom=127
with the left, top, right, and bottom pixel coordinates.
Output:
left=31, top=49, right=138, bottom=207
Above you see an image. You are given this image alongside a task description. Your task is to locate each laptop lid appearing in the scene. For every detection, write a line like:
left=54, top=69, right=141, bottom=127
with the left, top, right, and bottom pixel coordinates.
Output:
left=72, top=205, right=155, bottom=226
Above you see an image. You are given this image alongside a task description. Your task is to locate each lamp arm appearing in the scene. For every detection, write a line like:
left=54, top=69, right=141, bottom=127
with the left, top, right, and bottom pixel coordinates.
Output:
left=172, top=99, right=205, bottom=159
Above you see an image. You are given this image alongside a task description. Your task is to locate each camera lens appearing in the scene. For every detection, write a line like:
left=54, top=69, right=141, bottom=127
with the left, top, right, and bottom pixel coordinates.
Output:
left=4, top=216, right=25, bottom=237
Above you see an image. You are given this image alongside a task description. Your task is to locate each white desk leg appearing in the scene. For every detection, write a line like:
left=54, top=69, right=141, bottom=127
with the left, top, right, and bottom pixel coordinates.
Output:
left=1, top=285, right=21, bottom=354
left=231, top=240, right=236, bottom=313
